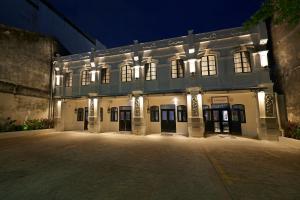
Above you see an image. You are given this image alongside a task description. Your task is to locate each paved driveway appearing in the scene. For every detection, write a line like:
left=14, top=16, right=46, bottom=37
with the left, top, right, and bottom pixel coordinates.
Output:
left=0, top=132, right=300, bottom=200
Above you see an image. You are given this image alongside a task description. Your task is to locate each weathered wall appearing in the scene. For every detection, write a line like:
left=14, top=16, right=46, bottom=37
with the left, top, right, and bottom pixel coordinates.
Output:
left=0, top=24, right=59, bottom=124
left=270, top=22, right=300, bottom=124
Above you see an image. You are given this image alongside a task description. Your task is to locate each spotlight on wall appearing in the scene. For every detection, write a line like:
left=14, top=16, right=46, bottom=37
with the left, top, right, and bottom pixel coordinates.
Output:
left=258, top=50, right=269, bottom=67
left=189, top=48, right=195, bottom=54
left=134, top=56, right=139, bottom=61
left=90, top=61, right=96, bottom=68
left=55, top=67, right=60, bottom=71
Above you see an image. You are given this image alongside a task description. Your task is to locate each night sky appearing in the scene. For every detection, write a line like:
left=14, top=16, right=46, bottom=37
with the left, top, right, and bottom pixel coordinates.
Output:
left=49, top=0, right=265, bottom=48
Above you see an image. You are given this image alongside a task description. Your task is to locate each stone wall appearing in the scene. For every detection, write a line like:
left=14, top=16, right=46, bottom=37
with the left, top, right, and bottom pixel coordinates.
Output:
left=0, top=24, right=60, bottom=124
left=270, top=21, right=300, bottom=124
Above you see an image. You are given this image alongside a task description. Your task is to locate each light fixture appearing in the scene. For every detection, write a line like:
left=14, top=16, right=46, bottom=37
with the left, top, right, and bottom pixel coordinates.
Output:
left=259, top=39, right=268, bottom=45
left=134, top=56, right=139, bottom=61
left=189, top=48, right=195, bottom=54
left=90, top=61, right=96, bottom=68
left=188, top=59, right=196, bottom=74
left=55, top=67, right=60, bottom=71
left=134, top=65, right=140, bottom=79
left=258, top=50, right=269, bottom=67
left=55, top=75, right=61, bottom=86
left=91, top=70, right=96, bottom=82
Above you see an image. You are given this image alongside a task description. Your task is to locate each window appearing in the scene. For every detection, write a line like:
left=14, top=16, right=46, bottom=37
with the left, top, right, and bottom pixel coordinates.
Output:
left=101, top=67, right=110, bottom=84
left=150, top=106, right=159, bottom=122
left=234, top=51, right=251, bottom=73
left=110, top=107, right=118, bottom=121
left=177, top=105, right=187, bottom=122
left=100, top=107, right=103, bottom=122
left=200, top=55, right=217, bottom=76
left=202, top=105, right=211, bottom=121
left=145, top=63, right=157, bottom=80
left=81, top=70, right=91, bottom=85
left=171, top=59, right=185, bottom=78
left=121, top=65, right=132, bottom=82
left=77, top=108, right=84, bottom=121
left=232, top=104, right=246, bottom=123
left=65, top=72, right=72, bottom=87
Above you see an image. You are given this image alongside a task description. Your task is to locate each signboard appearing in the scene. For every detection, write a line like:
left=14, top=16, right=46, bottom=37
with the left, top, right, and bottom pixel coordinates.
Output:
left=211, top=96, right=229, bottom=104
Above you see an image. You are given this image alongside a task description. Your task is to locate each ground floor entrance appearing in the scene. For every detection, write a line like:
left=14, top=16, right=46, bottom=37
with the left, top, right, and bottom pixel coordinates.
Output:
left=119, top=106, right=132, bottom=131
left=161, top=104, right=176, bottom=133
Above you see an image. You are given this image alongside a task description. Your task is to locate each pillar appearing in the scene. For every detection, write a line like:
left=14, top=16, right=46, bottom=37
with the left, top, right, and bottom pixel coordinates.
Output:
left=256, top=87, right=280, bottom=140
left=55, top=99, right=65, bottom=131
left=88, top=96, right=100, bottom=133
left=186, top=87, right=205, bottom=137
left=132, top=91, right=146, bottom=135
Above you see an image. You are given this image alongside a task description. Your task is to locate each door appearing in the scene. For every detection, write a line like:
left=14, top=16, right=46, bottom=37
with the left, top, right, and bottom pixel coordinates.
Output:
left=119, top=108, right=132, bottom=131
left=212, top=109, right=230, bottom=133
left=84, top=107, right=88, bottom=130
left=230, top=109, right=242, bottom=135
left=161, top=109, right=176, bottom=132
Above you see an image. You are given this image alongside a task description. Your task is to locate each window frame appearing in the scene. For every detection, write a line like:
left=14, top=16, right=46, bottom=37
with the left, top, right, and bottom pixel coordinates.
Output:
left=65, top=72, right=72, bottom=87
left=81, top=70, right=91, bottom=86
left=200, top=55, right=217, bottom=76
left=232, top=104, right=246, bottom=123
left=110, top=107, right=118, bottom=122
left=77, top=108, right=84, bottom=121
left=177, top=105, right=187, bottom=122
left=121, top=64, right=132, bottom=82
left=101, top=67, right=110, bottom=84
left=150, top=106, right=159, bottom=122
left=171, top=59, right=185, bottom=79
left=233, top=51, right=252, bottom=73
left=145, top=62, right=157, bottom=81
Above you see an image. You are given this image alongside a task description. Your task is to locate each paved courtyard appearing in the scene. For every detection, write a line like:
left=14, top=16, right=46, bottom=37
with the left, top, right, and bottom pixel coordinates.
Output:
left=0, top=131, right=300, bottom=200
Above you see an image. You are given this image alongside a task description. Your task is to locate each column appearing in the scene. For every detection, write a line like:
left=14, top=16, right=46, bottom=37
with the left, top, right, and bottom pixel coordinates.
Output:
left=186, top=87, right=205, bottom=137
left=55, top=99, right=65, bottom=131
left=132, top=91, right=146, bottom=135
left=88, top=96, right=99, bottom=133
left=256, top=89, right=280, bottom=140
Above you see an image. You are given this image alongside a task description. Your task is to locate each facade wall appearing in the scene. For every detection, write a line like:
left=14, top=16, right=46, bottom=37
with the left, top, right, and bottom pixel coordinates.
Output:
left=63, top=99, right=87, bottom=131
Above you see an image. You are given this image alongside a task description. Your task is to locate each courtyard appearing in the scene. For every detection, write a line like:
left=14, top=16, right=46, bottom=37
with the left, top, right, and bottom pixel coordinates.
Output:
left=0, top=131, right=300, bottom=200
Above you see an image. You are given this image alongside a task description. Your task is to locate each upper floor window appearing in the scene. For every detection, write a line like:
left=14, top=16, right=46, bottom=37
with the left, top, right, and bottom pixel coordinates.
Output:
left=65, top=72, right=72, bottom=87
left=234, top=51, right=251, bottom=73
left=81, top=70, right=91, bottom=86
left=150, top=106, right=159, bottom=122
left=101, top=67, right=110, bottom=84
left=110, top=107, right=118, bottom=121
left=171, top=59, right=185, bottom=78
left=177, top=105, right=187, bottom=122
left=200, top=55, right=217, bottom=76
left=121, top=65, right=132, bottom=82
left=145, top=63, right=156, bottom=80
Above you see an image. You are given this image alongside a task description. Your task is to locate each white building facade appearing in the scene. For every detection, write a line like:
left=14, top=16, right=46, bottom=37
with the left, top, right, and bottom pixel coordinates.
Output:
left=53, top=23, right=280, bottom=140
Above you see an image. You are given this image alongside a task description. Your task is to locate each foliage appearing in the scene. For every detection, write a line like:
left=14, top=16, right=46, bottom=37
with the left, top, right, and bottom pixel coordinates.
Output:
left=244, top=0, right=300, bottom=29
left=284, top=121, right=300, bottom=140
left=0, top=118, right=54, bottom=132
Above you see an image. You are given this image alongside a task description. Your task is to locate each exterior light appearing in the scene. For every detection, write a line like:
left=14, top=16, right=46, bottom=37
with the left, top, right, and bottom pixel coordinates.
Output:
left=258, top=50, right=269, bottom=67
left=134, top=56, right=139, bottom=61
left=55, top=67, right=60, bottom=71
left=134, top=65, right=140, bottom=79
left=189, top=48, right=195, bottom=54
left=258, top=91, right=266, bottom=118
left=90, top=61, right=96, bottom=68
left=188, top=59, right=196, bottom=74
left=259, top=39, right=268, bottom=45
left=91, top=70, right=96, bottom=82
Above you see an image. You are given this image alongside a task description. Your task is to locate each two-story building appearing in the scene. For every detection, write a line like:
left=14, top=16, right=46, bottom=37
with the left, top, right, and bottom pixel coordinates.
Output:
left=53, top=23, right=280, bottom=140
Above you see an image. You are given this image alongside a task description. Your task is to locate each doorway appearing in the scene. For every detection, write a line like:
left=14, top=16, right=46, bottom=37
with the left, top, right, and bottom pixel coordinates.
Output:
left=212, top=109, right=230, bottom=133
left=84, top=107, right=88, bottom=130
left=161, top=104, right=176, bottom=132
left=119, top=106, right=132, bottom=131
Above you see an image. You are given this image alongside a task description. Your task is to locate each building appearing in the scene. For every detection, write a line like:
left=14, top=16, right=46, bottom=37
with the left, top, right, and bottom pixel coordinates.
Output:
left=53, top=23, right=280, bottom=140
left=0, top=0, right=105, bottom=54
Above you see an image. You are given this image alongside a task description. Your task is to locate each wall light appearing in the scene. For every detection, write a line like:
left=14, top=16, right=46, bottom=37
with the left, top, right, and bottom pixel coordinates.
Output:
left=134, top=65, right=140, bottom=79
left=188, top=59, right=196, bottom=74
left=259, top=39, right=268, bottom=45
left=258, top=91, right=266, bottom=118
left=91, top=70, right=96, bottom=82
left=258, top=50, right=269, bottom=67
left=189, top=48, right=195, bottom=54
left=134, top=56, right=139, bottom=61
left=55, top=67, right=60, bottom=71
left=55, top=75, right=61, bottom=86
left=90, top=61, right=96, bottom=68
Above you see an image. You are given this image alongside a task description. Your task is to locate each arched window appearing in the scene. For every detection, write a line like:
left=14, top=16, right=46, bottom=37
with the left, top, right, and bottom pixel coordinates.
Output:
left=234, top=51, right=251, bottom=73
left=171, top=59, right=185, bottom=78
left=81, top=70, right=91, bottom=85
left=145, top=62, right=156, bottom=80
left=150, top=106, right=159, bottom=122
left=177, top=105, right=187, bottom=122
left=101, top=66, right=110, bottom=84
left=200, top=55, right=217, bottom=76
left=232, top=104, right=246, bottom=123
left=121, top=65, right=132, bottom=82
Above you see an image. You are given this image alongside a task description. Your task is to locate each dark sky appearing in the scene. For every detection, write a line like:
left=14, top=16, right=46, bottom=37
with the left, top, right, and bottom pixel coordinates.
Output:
left=49, top=0, right=264, bottom=48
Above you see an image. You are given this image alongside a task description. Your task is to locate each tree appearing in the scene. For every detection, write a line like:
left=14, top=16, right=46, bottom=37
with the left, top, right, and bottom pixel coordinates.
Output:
left=244, top=0, right=300, bottom=29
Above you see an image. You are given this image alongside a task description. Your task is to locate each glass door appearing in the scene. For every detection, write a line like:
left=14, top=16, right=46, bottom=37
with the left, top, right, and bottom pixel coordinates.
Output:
left=161, top=109, right=176, bottom=132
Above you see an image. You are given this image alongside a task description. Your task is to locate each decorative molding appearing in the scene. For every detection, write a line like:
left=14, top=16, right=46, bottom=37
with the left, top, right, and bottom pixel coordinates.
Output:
left=265, top=94, right=274, bottom=117
left=191, top=95, right=199, bottom=117
left=134, top=97, right=140, bottom=117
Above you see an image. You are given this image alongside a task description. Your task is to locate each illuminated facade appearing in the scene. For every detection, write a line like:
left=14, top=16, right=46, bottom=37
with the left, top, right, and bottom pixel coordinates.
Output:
left=53, top=23, right=280, bottom=140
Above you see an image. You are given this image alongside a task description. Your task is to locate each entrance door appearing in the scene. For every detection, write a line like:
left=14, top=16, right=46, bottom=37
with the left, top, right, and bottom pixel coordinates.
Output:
left=161, top=109, right=176, bottom=132
left=119, top=107, right=132, bottom=131
left=230, top=109, right=242, bottom=135
left=84, top=107, right=88, bottom=130
left=212, top=109, right=230, bottom=133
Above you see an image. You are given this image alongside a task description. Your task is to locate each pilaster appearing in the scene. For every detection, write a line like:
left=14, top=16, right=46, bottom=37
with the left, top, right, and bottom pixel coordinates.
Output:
left=131, top=90, right=146, bottom=135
